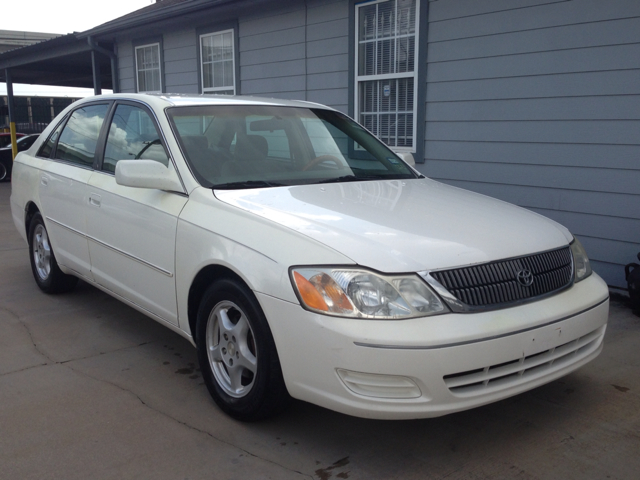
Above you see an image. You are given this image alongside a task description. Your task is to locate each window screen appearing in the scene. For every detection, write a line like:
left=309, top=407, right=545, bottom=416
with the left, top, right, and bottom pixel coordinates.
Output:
left=136, top=43, right=162, bottom=93
left=356, top=0, right=418, bottom=150
left=200, top=30, right=235, bottom=95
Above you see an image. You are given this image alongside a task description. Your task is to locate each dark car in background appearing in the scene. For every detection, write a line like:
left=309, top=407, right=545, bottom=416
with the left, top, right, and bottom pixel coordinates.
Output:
left=0, top=132, right=26, bottom=148
left=0, top=134, right=38, bottom=181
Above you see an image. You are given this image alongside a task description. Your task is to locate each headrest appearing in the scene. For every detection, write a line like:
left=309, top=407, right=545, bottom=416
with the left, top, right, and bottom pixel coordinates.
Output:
left=181, top=135, right=208, bottom=151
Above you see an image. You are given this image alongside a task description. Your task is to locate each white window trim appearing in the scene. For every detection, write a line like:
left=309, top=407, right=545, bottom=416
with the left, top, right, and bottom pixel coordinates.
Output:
left=354, top=0, right=420, bottom=153
left=200, top=29, right=236, bottom=95
left=135, top=43, right=162, bottom=94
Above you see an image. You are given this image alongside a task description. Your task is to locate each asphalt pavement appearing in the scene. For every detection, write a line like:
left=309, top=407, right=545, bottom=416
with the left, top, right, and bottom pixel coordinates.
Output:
left=1, top=181, right=639, bottom=480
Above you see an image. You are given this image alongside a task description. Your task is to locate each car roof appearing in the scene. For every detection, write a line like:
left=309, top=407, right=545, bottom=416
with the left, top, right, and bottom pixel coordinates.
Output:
left=75, top=93, right=335, bottom=112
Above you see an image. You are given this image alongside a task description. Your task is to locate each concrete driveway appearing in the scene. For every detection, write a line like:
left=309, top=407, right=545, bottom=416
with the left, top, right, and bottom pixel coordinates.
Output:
left=1, top=182, right=638, bottom=480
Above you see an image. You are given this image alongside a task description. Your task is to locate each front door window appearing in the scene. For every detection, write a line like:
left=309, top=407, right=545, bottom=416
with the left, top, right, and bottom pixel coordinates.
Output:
left=103, top=104, right=169, bottom=173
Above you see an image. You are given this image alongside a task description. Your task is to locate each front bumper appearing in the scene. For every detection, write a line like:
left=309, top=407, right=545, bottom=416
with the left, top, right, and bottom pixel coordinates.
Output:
left=258, top=272, right=609, bottom=419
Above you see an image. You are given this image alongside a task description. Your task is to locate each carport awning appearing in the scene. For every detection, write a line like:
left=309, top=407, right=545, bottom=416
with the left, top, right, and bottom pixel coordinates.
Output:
left=0, top=33, right=114, bottom=90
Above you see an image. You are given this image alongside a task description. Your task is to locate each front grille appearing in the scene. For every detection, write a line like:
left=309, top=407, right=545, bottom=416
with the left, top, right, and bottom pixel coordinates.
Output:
left=430, top=247, right=572, bottom=308
left=443, top=326, right=605, bottom=397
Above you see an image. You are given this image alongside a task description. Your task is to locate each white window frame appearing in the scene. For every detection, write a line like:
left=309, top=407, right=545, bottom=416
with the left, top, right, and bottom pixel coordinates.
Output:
left=354, top=0, right=420, bottom=153
left=135, top=43, right=162, bottom=93
left=200, top=29, right=236, bottom=95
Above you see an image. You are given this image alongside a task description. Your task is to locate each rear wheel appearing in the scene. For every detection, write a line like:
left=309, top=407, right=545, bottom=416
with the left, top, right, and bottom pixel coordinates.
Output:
left=0, top=162, right=7, bottom=182
left=196, top=278, right=289, bottom=421
left=28, top=213, right=78, bottom=294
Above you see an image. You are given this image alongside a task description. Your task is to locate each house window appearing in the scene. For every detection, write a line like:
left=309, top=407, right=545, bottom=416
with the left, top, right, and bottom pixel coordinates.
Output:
left=135, top=43, right=162, bottom=93
left=200, top=29, right=235, bottom=95
left=355, top=0, right=418, bottom=151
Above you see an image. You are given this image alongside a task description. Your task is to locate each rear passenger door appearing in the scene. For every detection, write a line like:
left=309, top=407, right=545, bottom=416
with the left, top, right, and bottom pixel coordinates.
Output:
left=86, top=101, right=187, bottom=325
left=37, top=103, right=110, bottom=280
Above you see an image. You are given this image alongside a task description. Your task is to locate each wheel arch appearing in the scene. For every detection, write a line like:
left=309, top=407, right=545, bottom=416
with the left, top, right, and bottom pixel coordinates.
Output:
left=24, top=201, right=41, bottom=238
left=187, top=264, right=250, bottom=343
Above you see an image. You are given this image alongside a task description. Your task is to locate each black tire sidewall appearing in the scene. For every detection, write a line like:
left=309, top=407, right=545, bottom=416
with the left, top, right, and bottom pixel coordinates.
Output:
left=28, top=212, right=77, bottom=294
left=196, top=278, right=287, bottom=421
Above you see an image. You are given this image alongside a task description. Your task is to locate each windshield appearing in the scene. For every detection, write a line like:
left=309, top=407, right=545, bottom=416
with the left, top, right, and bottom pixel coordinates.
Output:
left=166, top=105, right=417, bottom=189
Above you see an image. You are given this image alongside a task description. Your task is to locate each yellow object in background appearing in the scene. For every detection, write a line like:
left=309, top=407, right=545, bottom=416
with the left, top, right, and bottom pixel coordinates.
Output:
left=10, top=122, right=18, bottom=160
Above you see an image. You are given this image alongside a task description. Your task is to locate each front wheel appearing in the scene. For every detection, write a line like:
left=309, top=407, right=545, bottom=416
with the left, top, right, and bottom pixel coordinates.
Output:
left=196, top=278, right=289, bottom=421
left=28, top=213, right=78, bottom=294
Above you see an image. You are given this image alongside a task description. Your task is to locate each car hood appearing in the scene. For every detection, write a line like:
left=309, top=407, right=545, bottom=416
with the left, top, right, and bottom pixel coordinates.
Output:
left=214, top=179, right=572, bottom=272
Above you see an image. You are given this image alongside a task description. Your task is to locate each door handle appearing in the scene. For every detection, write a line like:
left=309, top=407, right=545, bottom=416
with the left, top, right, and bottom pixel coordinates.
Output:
left=89, top=194, right=101, bottom=207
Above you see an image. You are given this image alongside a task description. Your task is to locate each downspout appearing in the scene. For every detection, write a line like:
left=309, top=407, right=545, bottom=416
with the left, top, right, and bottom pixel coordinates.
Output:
left=87, top=36, right=119, bottom=93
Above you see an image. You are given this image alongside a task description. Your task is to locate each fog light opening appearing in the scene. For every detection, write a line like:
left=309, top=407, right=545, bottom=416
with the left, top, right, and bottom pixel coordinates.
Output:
left=337, top=369, right=422, bottom=399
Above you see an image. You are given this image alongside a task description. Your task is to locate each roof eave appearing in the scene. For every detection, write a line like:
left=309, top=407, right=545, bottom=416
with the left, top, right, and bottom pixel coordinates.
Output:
left=77, top=0, right=235, bottom=39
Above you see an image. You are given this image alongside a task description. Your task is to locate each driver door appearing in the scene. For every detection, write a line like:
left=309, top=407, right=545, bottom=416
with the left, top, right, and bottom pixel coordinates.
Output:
left=86, top=102, right=187, bottom=325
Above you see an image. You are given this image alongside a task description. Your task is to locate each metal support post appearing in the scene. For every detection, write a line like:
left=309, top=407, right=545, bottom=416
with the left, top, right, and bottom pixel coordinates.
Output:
left=88, top=37, right=118, bottom=93
left=91, top=50, right=102, bottom=95
left=5, top=69, right=18, bottom=160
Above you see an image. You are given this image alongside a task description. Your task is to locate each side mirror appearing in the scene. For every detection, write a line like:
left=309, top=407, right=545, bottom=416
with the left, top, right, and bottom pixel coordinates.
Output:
left=396, top=152, right=415, bottom=166
left=115, top=160, right=183, bottom=192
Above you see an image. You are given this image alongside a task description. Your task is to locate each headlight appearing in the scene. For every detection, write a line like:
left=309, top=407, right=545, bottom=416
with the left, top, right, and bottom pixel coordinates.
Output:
left=570, top=237, right=592, bottom=282
left=291, top=267, right=448, bottom=319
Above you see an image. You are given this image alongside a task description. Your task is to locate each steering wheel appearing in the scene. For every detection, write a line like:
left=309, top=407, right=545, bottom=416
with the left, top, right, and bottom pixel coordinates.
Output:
left=302, top=155, right=342, bottom=171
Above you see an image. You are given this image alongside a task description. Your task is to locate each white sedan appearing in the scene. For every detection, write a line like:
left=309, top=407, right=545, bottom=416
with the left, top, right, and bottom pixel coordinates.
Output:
left=10, top=94, right=609, bottom=420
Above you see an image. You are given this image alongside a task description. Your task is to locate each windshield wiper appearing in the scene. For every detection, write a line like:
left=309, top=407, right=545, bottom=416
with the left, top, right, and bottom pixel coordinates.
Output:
left=315, top=175, right=359, bottom=184
left=315, top=174, right=400, bottom=184
left=211, top=180, right=286, bottom=190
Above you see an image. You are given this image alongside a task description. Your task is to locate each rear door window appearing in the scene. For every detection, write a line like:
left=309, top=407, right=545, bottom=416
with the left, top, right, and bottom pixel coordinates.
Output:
left=54, top=104, right=109, bottom=166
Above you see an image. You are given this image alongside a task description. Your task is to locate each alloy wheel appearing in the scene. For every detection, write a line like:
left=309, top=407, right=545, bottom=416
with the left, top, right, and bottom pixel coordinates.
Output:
left=206, top=300, right=258, bottom=398
left=32, top=224, right=52, bottom=281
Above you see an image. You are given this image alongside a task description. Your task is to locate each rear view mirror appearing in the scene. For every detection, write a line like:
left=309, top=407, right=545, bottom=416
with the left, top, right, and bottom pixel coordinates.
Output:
left=396, top=152, right=415, bottom=166
left=250, top=117, right=287, bottom=132
left=115, top=159, right=183, bottom=192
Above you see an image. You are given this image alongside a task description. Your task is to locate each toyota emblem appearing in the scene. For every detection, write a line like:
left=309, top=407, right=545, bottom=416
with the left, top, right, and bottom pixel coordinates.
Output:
left=517, top=269, right=534, bottom=287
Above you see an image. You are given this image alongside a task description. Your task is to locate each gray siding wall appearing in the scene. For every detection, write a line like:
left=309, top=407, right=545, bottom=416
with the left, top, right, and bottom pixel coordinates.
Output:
left=163, top=29, right=198, bottom=93
left=418, top=0, right=640, bottom=289
left=117, top=40, right=135, bottom=93
left=116, top=0, right=349, bottom=112
left=118, top=32, right=198, bottom=94
left=239, top=0, right=349, bottom=113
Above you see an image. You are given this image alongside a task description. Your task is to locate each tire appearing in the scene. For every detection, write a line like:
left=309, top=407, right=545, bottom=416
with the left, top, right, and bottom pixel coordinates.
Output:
left=0, top=162, right=7, bottom=182
left=196, top=278, right=290, bottom=421
left=28, top=212, right=78, bottom=294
